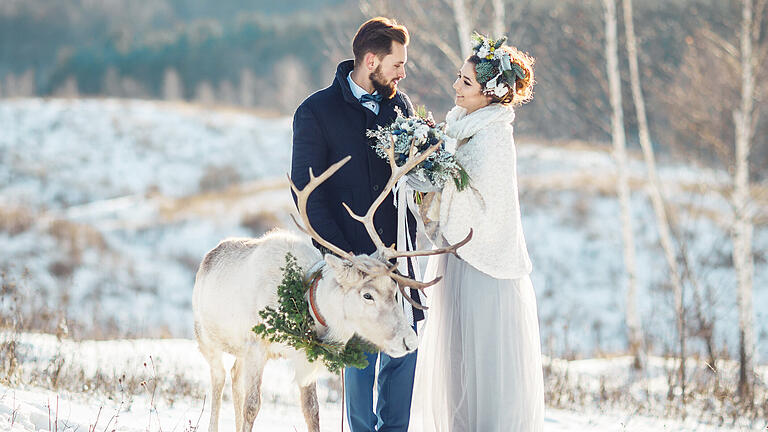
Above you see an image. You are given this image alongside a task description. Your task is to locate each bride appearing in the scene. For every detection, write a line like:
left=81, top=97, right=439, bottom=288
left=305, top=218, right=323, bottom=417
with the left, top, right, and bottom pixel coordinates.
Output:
left=412, top=34, right=544, bottom=432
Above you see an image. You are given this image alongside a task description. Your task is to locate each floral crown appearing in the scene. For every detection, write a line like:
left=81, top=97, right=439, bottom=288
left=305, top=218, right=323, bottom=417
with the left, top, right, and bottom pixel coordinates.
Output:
left=470, top=32, right=527, bottom=98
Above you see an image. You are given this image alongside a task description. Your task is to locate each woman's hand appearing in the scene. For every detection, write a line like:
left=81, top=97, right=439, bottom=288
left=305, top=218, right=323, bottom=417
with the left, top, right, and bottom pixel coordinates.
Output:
left=406, top=174, right=441, bottom=192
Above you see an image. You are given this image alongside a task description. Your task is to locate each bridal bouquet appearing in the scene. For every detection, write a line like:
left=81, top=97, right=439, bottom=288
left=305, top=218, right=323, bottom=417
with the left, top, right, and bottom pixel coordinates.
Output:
left=367, top=106, right=469, bottom=191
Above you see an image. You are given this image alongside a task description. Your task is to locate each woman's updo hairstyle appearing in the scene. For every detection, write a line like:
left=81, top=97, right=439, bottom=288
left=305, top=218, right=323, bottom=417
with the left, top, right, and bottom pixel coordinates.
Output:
left=467, top=33, right=535, bottom=106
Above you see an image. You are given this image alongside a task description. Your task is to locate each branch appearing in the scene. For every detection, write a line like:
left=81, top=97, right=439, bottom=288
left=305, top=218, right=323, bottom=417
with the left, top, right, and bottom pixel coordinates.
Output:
left=699, top=27, right=739, bottom=59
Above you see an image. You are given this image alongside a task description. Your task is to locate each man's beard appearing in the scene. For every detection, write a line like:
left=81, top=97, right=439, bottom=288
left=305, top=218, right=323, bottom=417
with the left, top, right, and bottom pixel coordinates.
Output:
left=370, top=65, right=397, bottom=99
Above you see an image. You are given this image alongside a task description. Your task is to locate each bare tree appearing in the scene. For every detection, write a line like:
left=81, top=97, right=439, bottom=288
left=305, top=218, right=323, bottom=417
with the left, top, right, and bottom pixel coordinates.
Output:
left=491, top=0, right=505, bottom=37
left=102, top=67, right=122, bottom=96
left=194, top=81, right=216, bottom=105
left=119, top=76, right=150, bottom=99
left=239, top=68, right=256, bottom=108
left=162, top=67, right=184, bottom=101
left=622, top=0, right=686, bottom=373
left=52, top=76, right=80, bottom=98
left=663, top=0, right=766, bottom=403
left=602, top=0, right=642, bottom=369
left=3, top=70, right=35, bottom=97
left=217, top=80, right=237, bottom=106
left=452, top=0, right=472, bottom=59
left=733, top=0, right=757, bottom=402
left=274, top=56, right=310, bottom=113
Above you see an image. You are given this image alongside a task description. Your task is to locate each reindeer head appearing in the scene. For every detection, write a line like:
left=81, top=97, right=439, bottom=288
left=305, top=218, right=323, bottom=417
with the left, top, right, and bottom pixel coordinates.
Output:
left=290, top=137, right=472, bottom=357
left=322, top=254, right=417, bottom=357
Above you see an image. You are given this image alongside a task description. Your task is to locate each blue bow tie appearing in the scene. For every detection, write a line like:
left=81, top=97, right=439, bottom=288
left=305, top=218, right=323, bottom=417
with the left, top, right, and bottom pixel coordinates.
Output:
left=359, top=93, right=383, bottom=104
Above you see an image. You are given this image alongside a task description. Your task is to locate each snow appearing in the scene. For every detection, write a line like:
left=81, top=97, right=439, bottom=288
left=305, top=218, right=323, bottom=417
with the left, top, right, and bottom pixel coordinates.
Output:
left=0, top=99, right=291, bottom=207
left=2, top=386, right=751, bottom=432
left=0, top=334, right=761, bottom=431
left=1, top=97, right=766, bottom=358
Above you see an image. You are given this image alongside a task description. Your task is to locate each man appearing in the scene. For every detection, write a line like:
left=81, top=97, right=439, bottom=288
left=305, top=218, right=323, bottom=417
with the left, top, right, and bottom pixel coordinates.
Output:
left=290, top=17, right=422, bottom=432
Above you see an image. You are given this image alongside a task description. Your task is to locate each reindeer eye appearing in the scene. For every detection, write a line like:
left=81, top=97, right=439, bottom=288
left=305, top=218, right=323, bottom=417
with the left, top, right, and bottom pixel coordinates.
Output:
left=363, top=293, right=374, bottom=301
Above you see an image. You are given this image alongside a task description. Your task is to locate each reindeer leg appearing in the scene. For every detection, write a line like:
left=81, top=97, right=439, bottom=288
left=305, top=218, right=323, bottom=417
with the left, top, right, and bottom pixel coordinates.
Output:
left=198, top=342, right=225, bottom=432
left=241, top=346, right=267, bottom=432
left=231, top=359, right=244, bottom=432
left=299, top=383, right=320, bottom=432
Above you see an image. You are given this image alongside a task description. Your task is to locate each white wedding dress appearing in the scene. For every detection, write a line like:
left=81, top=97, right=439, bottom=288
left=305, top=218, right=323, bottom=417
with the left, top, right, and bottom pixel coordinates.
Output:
left=411, top=104, right=544, bottom=432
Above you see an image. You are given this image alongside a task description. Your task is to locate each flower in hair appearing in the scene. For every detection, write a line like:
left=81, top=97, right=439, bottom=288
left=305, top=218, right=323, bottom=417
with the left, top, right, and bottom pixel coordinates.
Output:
left=470, top=32, right=525, bottom=97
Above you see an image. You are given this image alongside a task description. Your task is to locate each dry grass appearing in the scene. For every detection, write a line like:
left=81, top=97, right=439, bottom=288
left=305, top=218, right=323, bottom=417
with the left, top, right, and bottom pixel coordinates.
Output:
left=544, top=356, right=767, bottom=428
left=240, top=210, right=283, bottom=236
left=198, top=164, right=242, bottom=192
left=518, top=136, right=612, bottom=153
left=47, top=220, right=108, bottom=260
left=0, top=207, right=36, bottom=235
left=150, top=99, right=284, bottom=118
left=158, top=177, right=288, bottom=221
left=0, top=273, right=204, bottom=402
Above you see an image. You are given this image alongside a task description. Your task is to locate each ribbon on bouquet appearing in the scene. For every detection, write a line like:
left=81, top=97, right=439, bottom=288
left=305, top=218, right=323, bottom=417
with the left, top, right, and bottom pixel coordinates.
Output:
left=392, top=177, right=427, bottom=325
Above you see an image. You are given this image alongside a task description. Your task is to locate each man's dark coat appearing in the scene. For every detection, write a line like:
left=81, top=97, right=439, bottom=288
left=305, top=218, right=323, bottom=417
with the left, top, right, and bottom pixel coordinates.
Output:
left=290, top=60, right=423, bottom=320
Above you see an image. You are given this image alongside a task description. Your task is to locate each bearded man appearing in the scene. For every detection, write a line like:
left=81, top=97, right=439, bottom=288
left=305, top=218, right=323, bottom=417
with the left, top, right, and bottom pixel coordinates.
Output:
left=290, top=16, right=422, bottom=432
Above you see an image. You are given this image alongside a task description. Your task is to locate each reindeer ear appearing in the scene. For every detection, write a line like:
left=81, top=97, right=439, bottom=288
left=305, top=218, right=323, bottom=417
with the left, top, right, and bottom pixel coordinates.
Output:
left=325, top=254, right=364, bottom=289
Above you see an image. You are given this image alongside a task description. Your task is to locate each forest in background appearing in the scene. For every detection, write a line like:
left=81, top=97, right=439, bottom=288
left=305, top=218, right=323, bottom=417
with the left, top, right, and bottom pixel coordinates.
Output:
left=1, top=0, right=766, bottom=178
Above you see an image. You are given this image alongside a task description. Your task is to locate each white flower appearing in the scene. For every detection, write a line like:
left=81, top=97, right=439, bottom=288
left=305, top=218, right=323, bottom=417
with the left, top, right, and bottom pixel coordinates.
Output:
left=477, top=41, right=491, bottom=58
left=414, top=125, right=429, bottom=140
left=493, top=83, right=508, bottom=98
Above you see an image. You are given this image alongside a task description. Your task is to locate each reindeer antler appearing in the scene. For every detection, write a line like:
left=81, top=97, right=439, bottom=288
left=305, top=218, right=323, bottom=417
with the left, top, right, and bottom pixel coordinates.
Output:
left=342, top=137, right=474, bottom=310
left=288, top=156, right=357, bottom=262
left=290, top=139, right=473, bottom=311
left=390, top=228, right=473, bottom=260
left=342, top=136, right=440, bottom=260
left=383, top=229, right=473, bottom=310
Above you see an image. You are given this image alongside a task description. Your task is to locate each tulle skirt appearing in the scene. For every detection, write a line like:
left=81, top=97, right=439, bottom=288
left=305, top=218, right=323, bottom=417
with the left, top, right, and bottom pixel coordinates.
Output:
left=411, top=253, right=544, bottom=432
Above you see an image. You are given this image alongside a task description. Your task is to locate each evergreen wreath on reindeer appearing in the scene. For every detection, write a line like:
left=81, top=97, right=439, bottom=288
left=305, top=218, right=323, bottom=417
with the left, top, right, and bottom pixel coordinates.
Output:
left=252, top=253, right=377, bottom=374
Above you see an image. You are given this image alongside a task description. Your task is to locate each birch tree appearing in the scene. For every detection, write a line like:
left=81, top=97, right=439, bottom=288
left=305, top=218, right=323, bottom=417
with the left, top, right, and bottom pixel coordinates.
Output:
left=491, top=0, right=506, bottom=39
left=622, top=0, right=686, bottom=374
left=163, top=67, right=184, bottom=101
left=733, top=0, right=757, bottom=401
left=663, top=0, right=766, bottom=402
left=453, top=0, right=473, bottom=59
left=602, top=0, right=642, bottom=369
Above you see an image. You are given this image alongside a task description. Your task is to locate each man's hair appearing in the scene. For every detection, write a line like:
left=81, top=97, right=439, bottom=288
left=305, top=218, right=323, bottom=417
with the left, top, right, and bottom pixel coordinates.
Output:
left=352, top=17, right=409, bottom=67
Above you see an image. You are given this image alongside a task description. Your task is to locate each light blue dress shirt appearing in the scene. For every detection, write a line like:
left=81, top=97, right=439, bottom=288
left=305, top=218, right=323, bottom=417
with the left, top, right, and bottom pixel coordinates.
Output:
left=347, top=71, right=380, bottom=115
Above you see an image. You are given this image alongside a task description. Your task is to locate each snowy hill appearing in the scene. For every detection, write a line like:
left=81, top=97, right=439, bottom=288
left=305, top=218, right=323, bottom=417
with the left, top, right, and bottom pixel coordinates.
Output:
left=0, top=97, right=766, bottom=362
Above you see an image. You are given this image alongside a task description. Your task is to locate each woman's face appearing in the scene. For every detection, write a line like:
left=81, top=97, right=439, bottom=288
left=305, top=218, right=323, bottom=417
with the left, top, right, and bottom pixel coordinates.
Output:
left=453, top=61, right=491, bottom=114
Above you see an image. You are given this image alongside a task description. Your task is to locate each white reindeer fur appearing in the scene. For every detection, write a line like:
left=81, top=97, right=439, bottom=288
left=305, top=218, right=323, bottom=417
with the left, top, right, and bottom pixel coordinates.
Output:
left=193, top=229, right=417, bottom=432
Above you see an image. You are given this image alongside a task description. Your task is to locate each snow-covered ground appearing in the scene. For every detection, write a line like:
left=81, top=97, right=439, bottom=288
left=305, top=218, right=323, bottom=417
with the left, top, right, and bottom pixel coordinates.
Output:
left=1, top=333, right=762, bottom=431
left=1, top=98, right=765, bottom=362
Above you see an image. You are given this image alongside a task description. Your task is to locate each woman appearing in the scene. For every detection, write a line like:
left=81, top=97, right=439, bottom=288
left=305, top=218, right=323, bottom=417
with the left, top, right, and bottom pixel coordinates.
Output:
left=413, top=34, right=544, bottom=432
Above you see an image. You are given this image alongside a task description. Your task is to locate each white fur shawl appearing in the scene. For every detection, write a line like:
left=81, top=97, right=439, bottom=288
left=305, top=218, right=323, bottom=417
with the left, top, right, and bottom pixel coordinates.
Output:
left=432, top=104, right=532, bottom=279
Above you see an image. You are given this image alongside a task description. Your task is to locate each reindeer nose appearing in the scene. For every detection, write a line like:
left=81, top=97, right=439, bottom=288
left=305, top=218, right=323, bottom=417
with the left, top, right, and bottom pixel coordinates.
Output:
left=403, top=332, right=418, bottom=351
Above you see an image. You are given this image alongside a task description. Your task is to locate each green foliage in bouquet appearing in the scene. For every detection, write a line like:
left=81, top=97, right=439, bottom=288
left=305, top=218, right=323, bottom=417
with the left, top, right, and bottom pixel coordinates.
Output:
left=252, top=253, right=378, bottom=374
left=415, top=104, right=430, bottom=120
left=453, top=165, right=470, bottom=191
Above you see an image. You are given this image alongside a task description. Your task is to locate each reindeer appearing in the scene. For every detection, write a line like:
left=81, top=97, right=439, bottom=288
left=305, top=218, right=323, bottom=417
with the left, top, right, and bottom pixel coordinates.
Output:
left=192, top=140, right=472, bottom=432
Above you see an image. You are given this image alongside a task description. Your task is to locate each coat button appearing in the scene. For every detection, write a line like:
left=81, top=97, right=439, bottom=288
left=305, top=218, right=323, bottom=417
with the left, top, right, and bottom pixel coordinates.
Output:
left=373, top=184, right=379, bottom=191
left=377, top=228, right=384, bottom=235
